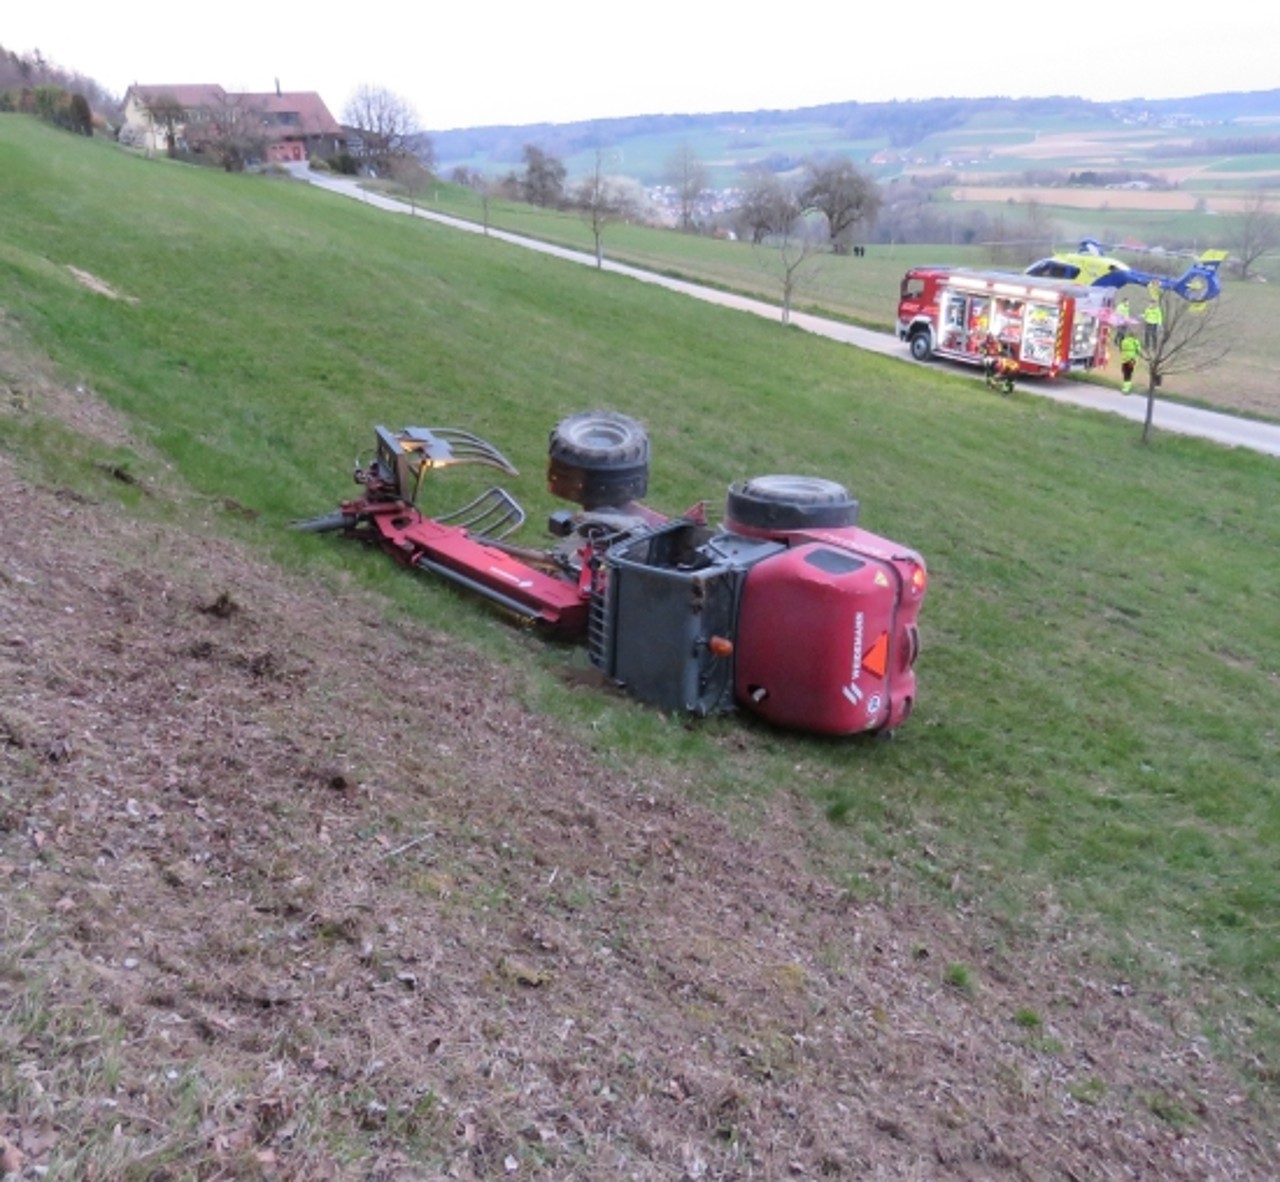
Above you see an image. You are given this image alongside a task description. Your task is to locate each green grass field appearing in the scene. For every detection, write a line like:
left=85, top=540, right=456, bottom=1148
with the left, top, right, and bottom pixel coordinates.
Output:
left=3, top=115, right=1279, bottom=1085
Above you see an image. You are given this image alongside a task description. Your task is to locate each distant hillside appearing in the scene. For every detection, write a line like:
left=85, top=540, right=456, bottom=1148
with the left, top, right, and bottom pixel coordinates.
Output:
left=430, top=90, right=1280, bottom=186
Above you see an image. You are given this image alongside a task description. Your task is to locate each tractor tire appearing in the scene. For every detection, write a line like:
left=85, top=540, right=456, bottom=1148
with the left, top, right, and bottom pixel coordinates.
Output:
left=909, top=330, right=933, bottom=363
left=547, top=411, right=651, bottom=509
left=725, top=474, right=860, bottom=532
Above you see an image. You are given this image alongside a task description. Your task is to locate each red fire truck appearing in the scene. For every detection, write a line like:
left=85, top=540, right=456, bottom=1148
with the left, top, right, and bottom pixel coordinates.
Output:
left=897, top=266, right=1115, bottom=379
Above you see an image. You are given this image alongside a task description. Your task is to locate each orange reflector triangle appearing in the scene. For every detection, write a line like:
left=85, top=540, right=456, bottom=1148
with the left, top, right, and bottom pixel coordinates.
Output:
left=863, top=632, right=890, bottom=679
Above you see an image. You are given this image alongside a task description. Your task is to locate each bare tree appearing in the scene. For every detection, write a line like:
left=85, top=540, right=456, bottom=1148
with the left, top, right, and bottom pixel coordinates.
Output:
left=519, top=145, right=566, bottom=208
left=574, top=150, right=634, bottom=269
left=799, top=157, right=881, bottom=254
left=143, top=92, right=186, bottom=157
left=448, top=168, right=494, bottom=232
left=1227, top=189, right=1280, bottom=280
left=343, top=84, right=421, bottom=173
left=735, top=168, right=799, bottom=245
left=752, top=189, right=818, bottom=325
left=1020, top=197, right=1057, bottom=256
left=1136, top=294, right=1232, bottom=444
left=473, top=175, right=495, bottom=235
left=390, top=152, right=433, bottom=211
left=666, top=143, right=709, bottom=233
left=185, top=92, right=267, bottom=171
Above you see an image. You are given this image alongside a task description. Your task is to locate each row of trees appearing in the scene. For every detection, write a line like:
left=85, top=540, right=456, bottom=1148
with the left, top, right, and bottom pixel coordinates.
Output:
left=461, top=142, right=883, bottom=264
left=0, top=43, right=118, bottom=124
left=1, top=82, right=92, bottom=135
left=1, top=45, right=100, bottom=136
left=732, top=157, right=881, bottom=254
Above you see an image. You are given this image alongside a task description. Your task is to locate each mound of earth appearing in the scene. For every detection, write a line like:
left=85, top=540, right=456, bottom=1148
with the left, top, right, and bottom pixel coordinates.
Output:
left=1, top=341, right=1276, bottom=1180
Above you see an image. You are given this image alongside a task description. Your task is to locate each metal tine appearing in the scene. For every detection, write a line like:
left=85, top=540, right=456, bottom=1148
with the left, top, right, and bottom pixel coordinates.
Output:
left=399, top=427, right=519, bottom=475
left=455, top=492, right=525, bottom=541
left=439, top=430, right=520, bottom=475
left=435, top=488, right=527, bottom=541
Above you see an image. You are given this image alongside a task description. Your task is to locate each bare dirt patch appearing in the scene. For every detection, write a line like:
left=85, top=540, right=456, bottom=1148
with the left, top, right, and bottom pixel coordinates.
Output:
left=2, top=342, right=1278, bottom=1179
left=66, top=264, right=138, bottom=303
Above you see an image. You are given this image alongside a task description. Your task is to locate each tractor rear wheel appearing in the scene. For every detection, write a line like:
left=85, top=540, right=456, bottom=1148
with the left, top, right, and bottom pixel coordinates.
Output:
left=548, top=411, right=651, bottom=508
left=725, top=474, right=860, bottom=532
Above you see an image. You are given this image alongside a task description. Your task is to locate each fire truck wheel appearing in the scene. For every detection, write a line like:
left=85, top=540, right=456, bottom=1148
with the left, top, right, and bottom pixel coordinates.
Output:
left=725, top=474, right=860, bottom=532
left=909, top=330, right=932, bottom=362
left=548, top=410, right=651, bottom=509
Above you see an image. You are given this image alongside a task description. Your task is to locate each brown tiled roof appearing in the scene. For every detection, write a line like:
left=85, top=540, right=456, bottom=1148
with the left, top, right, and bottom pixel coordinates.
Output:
left=128, top=84, right=228, bottom=107
left=234, top=91, right=343, bottom=137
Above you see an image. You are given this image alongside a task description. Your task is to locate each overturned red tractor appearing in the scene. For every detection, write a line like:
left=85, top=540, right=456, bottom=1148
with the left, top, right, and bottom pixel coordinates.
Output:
left=295, top=412, right=928, bottom=737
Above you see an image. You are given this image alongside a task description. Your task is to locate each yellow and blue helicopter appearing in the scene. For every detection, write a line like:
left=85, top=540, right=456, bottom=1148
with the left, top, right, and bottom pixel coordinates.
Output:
left=1023, top=238, right=1229, bottom=303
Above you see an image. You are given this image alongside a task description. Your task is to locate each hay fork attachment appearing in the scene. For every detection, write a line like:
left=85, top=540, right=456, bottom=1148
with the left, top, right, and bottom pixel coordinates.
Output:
left=358, top=425, right=519, bottom=507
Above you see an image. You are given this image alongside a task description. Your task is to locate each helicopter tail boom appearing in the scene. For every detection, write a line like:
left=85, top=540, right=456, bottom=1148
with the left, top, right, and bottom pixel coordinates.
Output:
left=1166, top=250, right=1229, bottom=303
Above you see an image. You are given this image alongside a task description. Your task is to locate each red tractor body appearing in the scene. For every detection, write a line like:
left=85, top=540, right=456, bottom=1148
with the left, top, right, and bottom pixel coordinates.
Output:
left=734, top=533, right=923, bottom=735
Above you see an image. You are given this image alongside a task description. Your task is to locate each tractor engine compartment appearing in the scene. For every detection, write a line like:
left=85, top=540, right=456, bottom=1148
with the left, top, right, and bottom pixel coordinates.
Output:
left=589, top=520, right=785, bottom=719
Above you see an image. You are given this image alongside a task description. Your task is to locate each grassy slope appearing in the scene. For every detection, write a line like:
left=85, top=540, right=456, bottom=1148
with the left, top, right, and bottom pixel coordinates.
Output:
left=2, top=117, right=1278, bottom=1072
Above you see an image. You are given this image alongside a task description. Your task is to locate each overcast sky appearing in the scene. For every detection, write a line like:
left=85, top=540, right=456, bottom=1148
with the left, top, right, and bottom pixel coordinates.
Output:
left=6, top=2, right=1279, bottom=131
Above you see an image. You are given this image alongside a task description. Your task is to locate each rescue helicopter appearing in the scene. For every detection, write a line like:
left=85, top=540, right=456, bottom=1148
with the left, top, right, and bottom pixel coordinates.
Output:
left=1022, top=238, right=1229, bottom=303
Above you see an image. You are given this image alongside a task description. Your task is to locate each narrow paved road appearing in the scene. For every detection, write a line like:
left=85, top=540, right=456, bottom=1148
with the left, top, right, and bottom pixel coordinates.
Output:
left=293, top=168, right=1280, bottom=459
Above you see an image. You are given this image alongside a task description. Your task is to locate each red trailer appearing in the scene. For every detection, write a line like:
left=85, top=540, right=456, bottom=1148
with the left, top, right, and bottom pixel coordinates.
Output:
left=897, top=266, right=1114, bottom=379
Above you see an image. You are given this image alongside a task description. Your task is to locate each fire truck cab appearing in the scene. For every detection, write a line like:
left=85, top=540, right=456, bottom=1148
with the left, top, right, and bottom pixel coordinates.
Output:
left=897, top=266, right=1114, bottom=379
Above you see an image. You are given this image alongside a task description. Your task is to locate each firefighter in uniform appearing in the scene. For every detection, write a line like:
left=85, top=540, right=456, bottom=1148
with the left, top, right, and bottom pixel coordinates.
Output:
left=982, top=334, right=1016, bottom=395
left=1120, top=332, right=1141, bottom=395
left=982, top=333, right=1001, bottom=388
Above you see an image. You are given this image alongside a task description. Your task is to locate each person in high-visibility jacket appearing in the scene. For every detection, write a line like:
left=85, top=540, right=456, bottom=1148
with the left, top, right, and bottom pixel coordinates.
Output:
left=1142, top=300, right=1164, bottom=351
left=1114, top=297, right=1131, bottom=344
left=1120, top=332, right=1141, bottom=395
